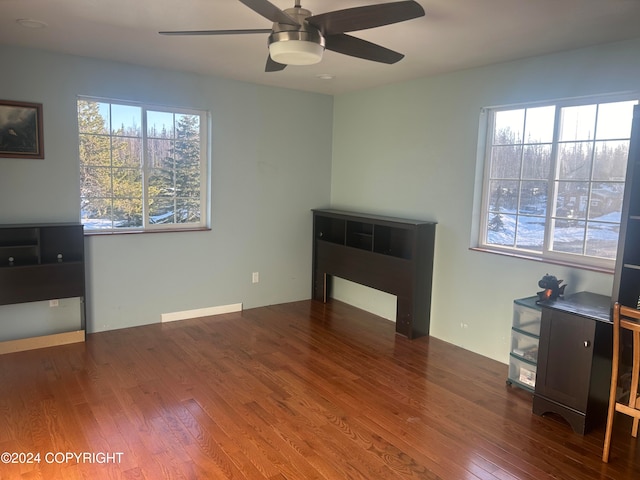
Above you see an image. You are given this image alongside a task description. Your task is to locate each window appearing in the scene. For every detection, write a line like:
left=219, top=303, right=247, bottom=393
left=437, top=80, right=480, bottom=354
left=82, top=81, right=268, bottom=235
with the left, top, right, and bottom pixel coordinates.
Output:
left=78, top=97, right=209, bottom=232
left=476, top=95, right=638, bottom=269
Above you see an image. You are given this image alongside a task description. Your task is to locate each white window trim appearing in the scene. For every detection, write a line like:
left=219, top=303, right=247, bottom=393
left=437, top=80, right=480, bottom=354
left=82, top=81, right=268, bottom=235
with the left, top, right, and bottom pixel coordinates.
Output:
left=472, top=92, right=640, bottom=272
left=78, top=96, right=211, bottom=234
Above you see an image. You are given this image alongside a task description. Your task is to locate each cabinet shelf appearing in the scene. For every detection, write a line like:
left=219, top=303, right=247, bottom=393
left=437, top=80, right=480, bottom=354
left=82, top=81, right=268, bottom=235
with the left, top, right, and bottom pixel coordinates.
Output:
left=0, top=243, right=37, bottom=249
left=312, top=209, right=436, bottom=339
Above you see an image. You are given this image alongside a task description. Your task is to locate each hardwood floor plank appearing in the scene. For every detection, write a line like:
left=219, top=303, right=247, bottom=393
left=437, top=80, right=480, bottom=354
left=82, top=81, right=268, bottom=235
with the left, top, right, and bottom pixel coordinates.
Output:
left=1, top=299, right=640, bottom=479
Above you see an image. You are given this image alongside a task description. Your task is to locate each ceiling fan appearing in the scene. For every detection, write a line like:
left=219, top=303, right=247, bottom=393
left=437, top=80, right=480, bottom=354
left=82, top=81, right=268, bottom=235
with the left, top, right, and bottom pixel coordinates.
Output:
left=159, top=0, right=425, bottom=72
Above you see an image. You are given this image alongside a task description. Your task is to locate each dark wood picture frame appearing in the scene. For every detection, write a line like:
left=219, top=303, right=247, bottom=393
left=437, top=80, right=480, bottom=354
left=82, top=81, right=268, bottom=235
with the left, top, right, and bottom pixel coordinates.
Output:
left=0, top=100, right=44, bottom=159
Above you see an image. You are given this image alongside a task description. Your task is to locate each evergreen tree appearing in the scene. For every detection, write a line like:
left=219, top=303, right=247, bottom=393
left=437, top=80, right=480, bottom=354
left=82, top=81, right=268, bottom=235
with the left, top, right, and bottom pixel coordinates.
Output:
left=148, top=113, right=201, bottom=224
left=78, top=100, right=111, bottom=220
left=174, top=114, right=201, bottom=223
left=78, top=100, right=144, bottom=227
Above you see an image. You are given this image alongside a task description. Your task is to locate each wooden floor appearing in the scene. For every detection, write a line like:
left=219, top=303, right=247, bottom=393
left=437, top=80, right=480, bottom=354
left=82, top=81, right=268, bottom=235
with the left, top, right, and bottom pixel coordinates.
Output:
left=1, top=300, right=640, bottom=479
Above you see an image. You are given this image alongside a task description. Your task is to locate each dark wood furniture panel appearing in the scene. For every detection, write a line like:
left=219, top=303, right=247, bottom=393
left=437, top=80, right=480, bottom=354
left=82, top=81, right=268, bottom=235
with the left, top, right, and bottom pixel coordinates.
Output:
left=533, top=292, right=612, bottom=434
left=613, top=104, right=640, bottom=308
left=312, top=209, right=436, bottom=339
left=0, top=224, right=86, bottom=331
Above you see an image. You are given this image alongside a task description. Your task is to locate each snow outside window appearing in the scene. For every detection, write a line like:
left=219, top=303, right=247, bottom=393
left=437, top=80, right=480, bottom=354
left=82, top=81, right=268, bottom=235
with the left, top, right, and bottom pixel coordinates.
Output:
left=78, top=97, right=209, bottom=233
left=476, top=95, right=638, bottom=270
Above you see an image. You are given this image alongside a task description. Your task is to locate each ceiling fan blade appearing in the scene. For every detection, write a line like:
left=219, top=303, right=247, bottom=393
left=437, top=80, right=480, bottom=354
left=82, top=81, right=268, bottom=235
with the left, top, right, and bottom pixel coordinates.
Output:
left=239, top=0, right=300, bottom=26
left=307, top=0, right=424, bottom=35
left=159, top=29, right=272, bottom=36
left=265, top=55, right=287, bottom=72
left=325, top=33, right=404, bottom=64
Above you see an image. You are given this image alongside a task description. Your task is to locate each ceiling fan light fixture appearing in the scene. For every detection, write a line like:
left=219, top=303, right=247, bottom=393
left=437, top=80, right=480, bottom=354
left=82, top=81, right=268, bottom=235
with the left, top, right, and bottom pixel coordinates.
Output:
left=269, top=40, right=323, bottom=65
left=268, top=30, right=325, bottom=66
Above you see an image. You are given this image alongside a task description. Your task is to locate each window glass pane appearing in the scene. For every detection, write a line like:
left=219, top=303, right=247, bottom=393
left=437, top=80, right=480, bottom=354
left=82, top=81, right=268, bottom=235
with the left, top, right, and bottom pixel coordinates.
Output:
left=78, top=100, right=109, bottom=134
left=148, top=139, right=173, bottom=166
left=176, top=140, right=201, bottom=162
left=486, top=213, right=516, bottom=246
left=555, top=181, right=589, bottom=220
left=557, top=142, right=593, bottom=180
left=113, top=199, right=143, bottom=228
left=488, top=180, right=518, bottom=213
left=519, top=180, right=547, bottom=216
left=176, top=164, right=200, bottom=196
left=596, top=101, right=636, bottom=140
left=490, top=146, right=522, bottom=179
left=515, top=216, right=544, bottom=252
left=147, top=111, right=175, bottom=138
left=148, top=197, right=201, bottom=225
left=522, top=144, right=551, bottom=179
left=559, top=104, right=597, bottom=141
left=112, top=168, right=142, bottom=199
left=81, top=202, right=113, bottom=230
left=589, top=182, right=625, bottom=221
left=149, top=162, right=175, bottom=197
left=493, top=109, right=524, bottom=145
left=551, top=219, right=586, bottom=254
left=79, top=134, right=111, bottom=166
left=176, top=197, right=201, bottom=223
left=149, top=197, right=175, bottom=224
left=593, top=140, right=629, bottom=181
left=524, top=106, right=555, bottom=143
left=80, top=166, right=111, bottom=199
left=110, top=104, right=141, bottom=137
left=112, top=137, right=141, bottom=168
left=585, top=222, right=620, bottom=259
left=176, top=114, right=200, bottom=140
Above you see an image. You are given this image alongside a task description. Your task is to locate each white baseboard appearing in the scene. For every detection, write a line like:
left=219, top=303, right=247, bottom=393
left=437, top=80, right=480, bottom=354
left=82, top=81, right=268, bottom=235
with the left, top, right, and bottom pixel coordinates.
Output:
left=161, top=303, right=243, bottom=323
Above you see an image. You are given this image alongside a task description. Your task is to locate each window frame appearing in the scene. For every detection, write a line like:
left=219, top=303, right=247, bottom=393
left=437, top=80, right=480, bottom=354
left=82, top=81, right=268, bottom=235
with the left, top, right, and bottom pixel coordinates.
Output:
left=77, top=96, right=211, bottom=234
left=474, top=93, right=639, bottom=272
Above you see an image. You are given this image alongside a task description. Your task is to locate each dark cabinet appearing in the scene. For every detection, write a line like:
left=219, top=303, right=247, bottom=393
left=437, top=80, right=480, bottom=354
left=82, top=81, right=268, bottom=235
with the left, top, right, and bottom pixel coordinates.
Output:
left=0, top=224, right=86, bottom=349
left=613, top=104, right=640, bottom=308
left=533, top=292, right=612, bottom=434
left=312, top=209, right=436, bottom=338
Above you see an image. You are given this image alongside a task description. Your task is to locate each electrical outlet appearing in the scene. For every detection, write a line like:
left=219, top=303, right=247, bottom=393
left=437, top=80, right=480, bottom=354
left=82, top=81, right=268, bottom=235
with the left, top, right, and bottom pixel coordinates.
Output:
left=252, top=272, right=259, bottom=283
left=49, top=299, right=59, bottom=307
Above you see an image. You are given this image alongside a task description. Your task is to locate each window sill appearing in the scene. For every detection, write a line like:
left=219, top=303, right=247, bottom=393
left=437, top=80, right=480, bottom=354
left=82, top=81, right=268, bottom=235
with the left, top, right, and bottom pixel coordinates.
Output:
left=84, top=227, right=211, bottom=237
left=469, top=246, right=614, bottom=275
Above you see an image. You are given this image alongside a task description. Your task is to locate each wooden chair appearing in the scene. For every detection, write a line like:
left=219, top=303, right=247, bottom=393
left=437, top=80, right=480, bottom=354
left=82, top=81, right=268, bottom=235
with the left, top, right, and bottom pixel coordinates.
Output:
left=602, top=302, right=640, bottom=462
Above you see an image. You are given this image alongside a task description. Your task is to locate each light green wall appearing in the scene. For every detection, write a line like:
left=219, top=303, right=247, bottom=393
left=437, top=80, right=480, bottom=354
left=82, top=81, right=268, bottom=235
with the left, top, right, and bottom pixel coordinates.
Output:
left=2, top=39, right=639, bottom=363
left=0, top=46, right=333, bottom=337
left=330, top=38, right=640, bottom=362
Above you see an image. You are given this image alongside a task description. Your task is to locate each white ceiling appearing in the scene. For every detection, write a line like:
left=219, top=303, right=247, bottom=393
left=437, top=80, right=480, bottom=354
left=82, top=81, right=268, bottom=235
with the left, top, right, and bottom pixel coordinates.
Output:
left=1, top=0, right=640, bottom=95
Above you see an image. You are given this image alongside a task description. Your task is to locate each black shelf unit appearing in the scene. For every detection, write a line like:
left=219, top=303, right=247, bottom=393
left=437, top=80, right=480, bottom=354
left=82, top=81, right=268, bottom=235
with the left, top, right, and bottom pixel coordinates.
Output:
left=312, top=209, right=436, bottom=339
left=0, top=223, right=86, bottom=332
left=613, top=104, right=640, bottom=308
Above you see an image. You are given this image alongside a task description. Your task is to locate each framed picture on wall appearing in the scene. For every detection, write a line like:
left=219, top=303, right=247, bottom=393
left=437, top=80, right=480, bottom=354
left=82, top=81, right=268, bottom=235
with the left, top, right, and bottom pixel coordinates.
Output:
left=0, top=100, right=44, bottom=159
